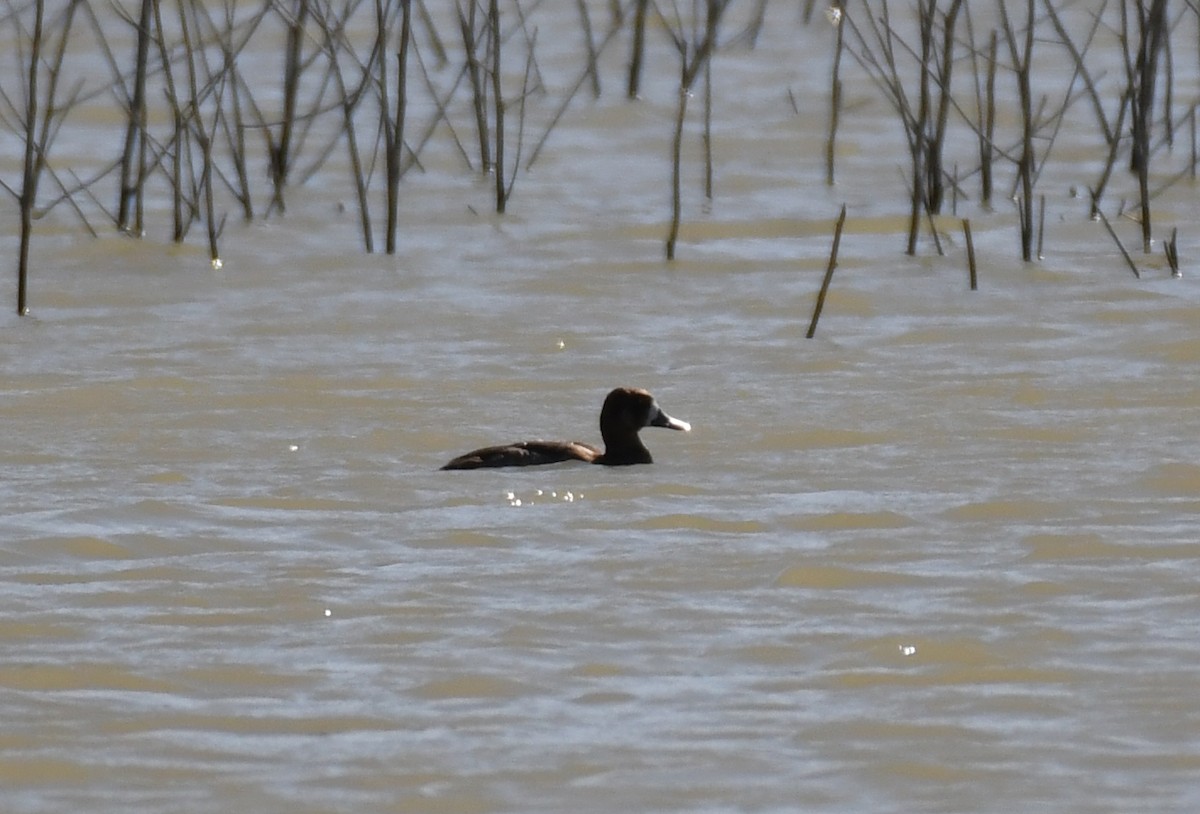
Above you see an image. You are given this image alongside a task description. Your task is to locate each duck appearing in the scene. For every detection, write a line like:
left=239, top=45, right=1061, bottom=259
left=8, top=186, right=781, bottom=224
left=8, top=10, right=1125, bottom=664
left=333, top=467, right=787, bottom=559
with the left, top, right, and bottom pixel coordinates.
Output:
left=441, top=387, right=690, bottom=470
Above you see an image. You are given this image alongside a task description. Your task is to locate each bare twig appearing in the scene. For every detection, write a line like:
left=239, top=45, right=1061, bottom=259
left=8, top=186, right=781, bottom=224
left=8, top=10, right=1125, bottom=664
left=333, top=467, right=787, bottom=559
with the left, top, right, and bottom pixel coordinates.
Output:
left=807, top=205, right=848, bottom=338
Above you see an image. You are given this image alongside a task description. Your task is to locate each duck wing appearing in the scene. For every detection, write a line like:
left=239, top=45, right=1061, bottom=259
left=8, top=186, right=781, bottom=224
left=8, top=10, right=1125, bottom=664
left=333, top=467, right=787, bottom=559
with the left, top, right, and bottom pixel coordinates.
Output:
left=441, top=440, right=599, bottom=470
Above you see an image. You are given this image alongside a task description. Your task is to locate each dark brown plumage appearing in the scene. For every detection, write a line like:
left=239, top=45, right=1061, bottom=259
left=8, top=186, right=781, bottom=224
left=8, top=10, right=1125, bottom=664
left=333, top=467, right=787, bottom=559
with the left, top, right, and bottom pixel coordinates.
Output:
left=440, top=387, right=690, bottom=470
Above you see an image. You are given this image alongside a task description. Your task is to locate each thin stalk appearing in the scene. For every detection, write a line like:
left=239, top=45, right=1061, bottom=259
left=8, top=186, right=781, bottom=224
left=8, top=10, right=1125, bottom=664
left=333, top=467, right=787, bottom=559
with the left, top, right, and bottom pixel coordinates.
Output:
left=386, top=0, right=413, bottom=253
left=628, top=0, right=649, bottom=98
left=999, top=0, right=1035, bottom=262
left=963, top=218, right=977, bottom=290
left=826, top=1, right=844, bottom=186
left=1096, top=205, right=1141, bottom=278
left=806, top=205, right=848, bottom=339
left=489, top=0, right=505, bottom=213
left=458, top=0, right=490, bottom=171
left=576, top=0, right=601, bottom=98
left=17, top=0, right=45, bottom=315
left=117, top=0, right=153, bottom=233
left=269, top=0, right=309, bottom=216
left=666, top=0, right=728, bottom=260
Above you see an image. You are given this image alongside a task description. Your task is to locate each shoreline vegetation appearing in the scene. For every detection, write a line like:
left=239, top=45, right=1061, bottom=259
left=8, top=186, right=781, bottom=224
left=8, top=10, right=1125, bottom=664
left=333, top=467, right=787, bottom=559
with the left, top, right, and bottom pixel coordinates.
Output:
left=2, top=0, right=1194, bottom=315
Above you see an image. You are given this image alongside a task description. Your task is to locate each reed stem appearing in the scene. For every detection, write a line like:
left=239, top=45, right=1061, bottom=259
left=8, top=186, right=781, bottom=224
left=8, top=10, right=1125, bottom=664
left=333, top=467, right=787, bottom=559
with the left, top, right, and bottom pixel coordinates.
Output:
left=807, top=205, right=848, bottom=339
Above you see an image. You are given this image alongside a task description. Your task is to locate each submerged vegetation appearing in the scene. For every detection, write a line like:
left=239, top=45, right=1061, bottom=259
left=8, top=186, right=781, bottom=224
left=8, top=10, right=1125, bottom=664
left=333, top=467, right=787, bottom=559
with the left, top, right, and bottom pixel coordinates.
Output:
left=2, top=0, right=1196, bottom=314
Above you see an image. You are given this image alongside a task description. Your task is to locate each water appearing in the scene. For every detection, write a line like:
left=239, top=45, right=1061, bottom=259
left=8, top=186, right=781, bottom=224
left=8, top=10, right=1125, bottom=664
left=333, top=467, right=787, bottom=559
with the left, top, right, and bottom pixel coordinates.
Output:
left=3, top=5, right=1200, bottom=813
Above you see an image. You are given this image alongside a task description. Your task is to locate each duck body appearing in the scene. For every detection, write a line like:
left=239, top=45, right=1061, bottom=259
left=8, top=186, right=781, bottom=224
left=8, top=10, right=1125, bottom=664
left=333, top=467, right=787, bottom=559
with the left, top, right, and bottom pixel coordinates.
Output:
left=441, top=387, right=690, bottom=470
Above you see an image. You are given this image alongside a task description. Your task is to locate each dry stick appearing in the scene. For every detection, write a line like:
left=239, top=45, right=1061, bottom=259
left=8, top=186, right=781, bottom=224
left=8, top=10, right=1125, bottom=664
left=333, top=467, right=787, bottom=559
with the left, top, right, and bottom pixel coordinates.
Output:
left=1161, top=5, right=1174, bottom=149
left=927, top=0, right=964, bottom=215
left=1164, top=226, right=1180, bottom=276
left=489, top=0, right=505, bottom=214
left=703, top=56, right=713, bottom=200
left=1036, top=193, right=1046, bottom=260
left=923, top=198, right=944, bottom=257
left=498, top=19, right=538, bottom=204
left=1132, top=0, right=1168, bottom=253
left=806, top=205, right=848, bottom=339
left=457, top=1, right=490, bottom=172
left=151, top=0, right=189, bottom=240
left=1043, top=0, right=1113, bottom=146
left=739, top=0, right=769, bottom=48
left=905, top=0, right=934, bottom=256
left=825, top=1, right=844, bottom=186
left=666, top=78, right=690, bottom=261
left=1096, top=205, right=1141, bottom=279
left=962, top=219, right=977, bottom=291
left=665, top=0, right=727, bottom=261
left=982, top=29, right=997, bottom=206
left=117, top=0, right=152, bottom=234
left=527, top=8, right=627, bottom=169
left=220, top=2, right=280, bottom=219
left=1000, top=0, right=1035, bottom=262
left=218, top=2, right=253, bottom=222
left=56, top=162, right=119, bottom=234
left=415, top=0, right=448, bottom=67
left=191, top=3, right=241, bottom=265
left=17, top=0, right=44, bottom=315
left=385, top=0, right=412, bottom=253
left=627, top=0, right=649, bottom=98
left=575, top=0, right=601, bottom=98
left=178, top=0, right=221, bottom=265
left=264, top=0, right=308, bottom=217
left=1090, top=85, right=1132, bottom=217
left=315, top=7, right=374, bottom=250
left=962, top=7, right=991, bottom=207
left=33, top=0, right=81, bottom=198
left=1192, top=105, right=1197, bottom=179
left=407, top=41, right=473, bottom=172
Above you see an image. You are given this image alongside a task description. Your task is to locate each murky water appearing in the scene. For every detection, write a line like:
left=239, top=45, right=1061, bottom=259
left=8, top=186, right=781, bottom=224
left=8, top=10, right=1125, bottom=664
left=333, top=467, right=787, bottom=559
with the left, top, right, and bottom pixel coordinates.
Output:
left=3, top=5, right=1200, bottom=814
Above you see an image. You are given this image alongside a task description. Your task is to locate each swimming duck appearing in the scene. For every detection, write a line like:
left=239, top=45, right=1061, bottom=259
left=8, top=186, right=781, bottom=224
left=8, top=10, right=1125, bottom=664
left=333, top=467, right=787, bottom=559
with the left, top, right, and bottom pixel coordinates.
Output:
left=441, top=387, right=690, bottom=470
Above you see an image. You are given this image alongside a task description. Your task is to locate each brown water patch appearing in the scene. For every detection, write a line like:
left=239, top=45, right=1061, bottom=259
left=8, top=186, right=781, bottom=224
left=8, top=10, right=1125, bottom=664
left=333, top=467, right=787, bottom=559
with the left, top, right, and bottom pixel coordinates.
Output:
left=0, top=758, right=94, bottom=785
left=981, top=425, right=1093, bottom=444
left=1022, top=533, right=1128, bottom=561
left=894, top=324, right=1068, bottom=345
left=141, top=470, right=190, bottom=486
left=13, top=564, right=192, bottom=586
left=1023, top=533, right=1200, bottom=562
left=775, top=565, right=923, bottom=590
left=783, top=510, right=913, bottom=532
left=733, top=643, right=804, bottom=665
left=1154, top=336, right=1200, bottom=364
left=570, top=662, right=628, bottom=679
left=631, top=514, right=767, bottom=533
left=613, top=215, right=843, bottom=243
left=758, top=428, right=891, bottom=450
left=412, top=674, right=540, bottom=700
left=100, top=713, right=396, bottom=737
left=816, top=718, right=982, bottom=744
left=1139, top=462, right=1200, bottom=496
left=213, top=495, right=360, bottom=511
left=0, top=621, right=82, bottom=642
left=43, top=536, right=134, bottom=560
left=175, top=664, right=313, bottom=694
left=438, top=530, right=510, bottom=548
left=827, top=664, right=1071, bottom=689
left=0, top=663, right=174, bottom=693
left=943, top=499, right=1067, bottom=522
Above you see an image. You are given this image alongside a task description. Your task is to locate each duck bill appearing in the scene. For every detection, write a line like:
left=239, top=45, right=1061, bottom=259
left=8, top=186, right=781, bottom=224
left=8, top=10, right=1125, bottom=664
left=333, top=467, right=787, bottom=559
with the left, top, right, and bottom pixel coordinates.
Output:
left=650, top=408, right=691, bottom=432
